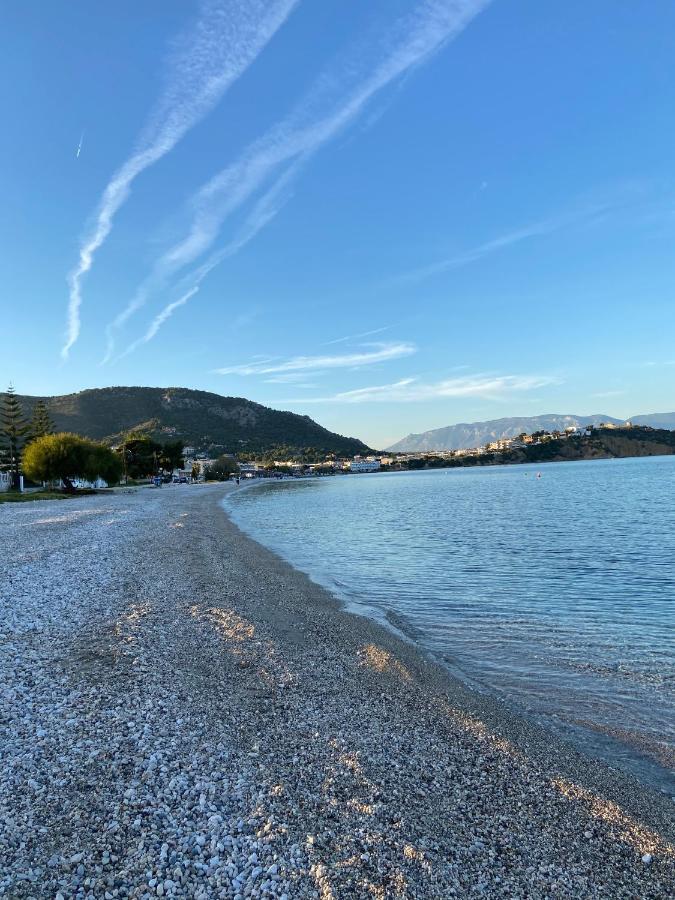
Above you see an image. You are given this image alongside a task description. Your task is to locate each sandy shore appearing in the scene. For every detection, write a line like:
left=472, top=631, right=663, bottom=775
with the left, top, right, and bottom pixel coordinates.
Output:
left=0, top=484, right=673, bottom=899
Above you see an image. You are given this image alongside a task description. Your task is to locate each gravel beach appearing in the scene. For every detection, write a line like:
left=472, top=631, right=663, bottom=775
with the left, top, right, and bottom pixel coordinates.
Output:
left=1, top=484, right=673, bottom=899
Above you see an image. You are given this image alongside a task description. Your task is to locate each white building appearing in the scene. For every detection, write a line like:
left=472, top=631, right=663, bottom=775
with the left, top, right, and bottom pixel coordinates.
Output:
left=349, top=458, right=381, bottom=473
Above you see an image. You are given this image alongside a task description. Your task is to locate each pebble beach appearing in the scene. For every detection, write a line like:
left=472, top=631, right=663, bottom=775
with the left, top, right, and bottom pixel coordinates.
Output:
left=1, top=484, right=673, bottom=899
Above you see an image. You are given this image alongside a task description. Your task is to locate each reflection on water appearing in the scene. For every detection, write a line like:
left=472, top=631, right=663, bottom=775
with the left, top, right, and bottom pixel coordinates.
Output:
left=225, top=456, right=675, bottom=792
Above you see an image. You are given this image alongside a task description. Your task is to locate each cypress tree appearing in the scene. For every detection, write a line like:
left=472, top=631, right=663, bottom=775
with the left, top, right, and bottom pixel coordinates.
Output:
left=1, top=385, right=28, bottom=489
left=27, top=399, right=54, bottom=443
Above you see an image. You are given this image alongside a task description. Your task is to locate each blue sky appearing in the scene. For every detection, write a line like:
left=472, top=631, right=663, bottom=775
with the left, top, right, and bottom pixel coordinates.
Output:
left=2, top=0, right=674, bottom=448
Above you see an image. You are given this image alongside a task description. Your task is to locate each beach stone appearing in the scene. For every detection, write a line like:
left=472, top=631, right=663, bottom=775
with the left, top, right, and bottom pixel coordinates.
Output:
left=0, top=485, right=673, bottom=900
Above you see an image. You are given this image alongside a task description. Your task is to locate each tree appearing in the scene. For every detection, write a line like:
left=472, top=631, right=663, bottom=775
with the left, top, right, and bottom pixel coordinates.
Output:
left=160, top=440, right=184, bottom=473
left=191, top=463, right=201, bottom=481
left=23, top=433, right=89, bottom=491
left=116, top=435, right=184, bottom=480
left=83, top=443, right=123, bottom=486
left=205, top=455, right=240, bottom=481
left=23, top=433, right=121, bottom=491
left=1, top=385, right=28, bottom=489
left=116, top=435, right=162, bottom=479
left=27, top=400, right=54, bottom=443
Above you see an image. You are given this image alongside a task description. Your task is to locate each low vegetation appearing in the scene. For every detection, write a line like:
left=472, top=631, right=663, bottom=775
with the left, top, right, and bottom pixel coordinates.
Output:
left=0, top=490, right=74, bottom=504
left=23, top=433, right=123, bottom=492
left=204, top=455, right=240, bottom=481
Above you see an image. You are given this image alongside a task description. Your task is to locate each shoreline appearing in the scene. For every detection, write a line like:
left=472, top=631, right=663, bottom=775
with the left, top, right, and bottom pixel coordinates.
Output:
left=1, top=484, right=673, bottom=898
left=220, top=484, right=674, bottom=832
left=225, top=471, right=675, bottom=797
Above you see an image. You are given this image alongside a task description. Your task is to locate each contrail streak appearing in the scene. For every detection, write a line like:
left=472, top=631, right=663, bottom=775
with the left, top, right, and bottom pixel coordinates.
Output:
left=119, top=287, right=200, bottom=359
left=61, top=0, right=299, bottom=359
left=76, top=131, right=84, bottom=159
left=117, top=164, right=297, bottom=359
left=105, top=0, right=490, bottom=357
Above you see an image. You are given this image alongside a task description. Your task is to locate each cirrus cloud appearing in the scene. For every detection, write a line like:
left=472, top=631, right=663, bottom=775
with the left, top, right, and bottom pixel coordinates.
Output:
left=213, top=341, right=417, bottom=376
left=280, top=373, right=562, bottom=404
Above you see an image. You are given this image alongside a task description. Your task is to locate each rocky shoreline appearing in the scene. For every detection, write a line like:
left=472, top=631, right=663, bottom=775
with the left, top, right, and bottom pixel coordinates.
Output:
left=1, top=484, right=673, bottom=898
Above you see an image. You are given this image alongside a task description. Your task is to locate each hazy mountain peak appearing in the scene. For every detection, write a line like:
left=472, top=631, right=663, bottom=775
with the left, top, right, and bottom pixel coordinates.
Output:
left=386, top=412, right=675, bottom=452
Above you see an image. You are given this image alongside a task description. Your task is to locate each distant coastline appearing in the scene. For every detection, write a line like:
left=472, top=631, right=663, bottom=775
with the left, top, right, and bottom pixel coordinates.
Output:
left=385, top=426, right=675, bottom=473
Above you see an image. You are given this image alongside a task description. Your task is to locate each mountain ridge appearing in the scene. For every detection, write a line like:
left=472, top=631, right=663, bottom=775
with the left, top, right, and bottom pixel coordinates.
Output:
left=11, top=387, right=370, bottom=457
left=387, top=412, right=675, bottom=452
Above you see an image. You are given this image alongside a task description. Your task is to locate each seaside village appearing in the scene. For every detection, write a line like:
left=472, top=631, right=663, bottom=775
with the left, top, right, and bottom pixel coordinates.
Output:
left=174, top=422, right=628, bottom=483
left=0, top=420, right=637, bottom=494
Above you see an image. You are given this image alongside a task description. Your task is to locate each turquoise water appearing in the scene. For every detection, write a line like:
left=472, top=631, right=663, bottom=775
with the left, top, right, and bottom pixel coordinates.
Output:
left=225, top=456, right=675, bottom=792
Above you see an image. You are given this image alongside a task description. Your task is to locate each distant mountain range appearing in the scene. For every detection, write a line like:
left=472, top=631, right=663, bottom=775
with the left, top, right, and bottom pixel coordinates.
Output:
left=13, top=387, right=370, bottom=457
left=387, top=412, right=675, bottom=453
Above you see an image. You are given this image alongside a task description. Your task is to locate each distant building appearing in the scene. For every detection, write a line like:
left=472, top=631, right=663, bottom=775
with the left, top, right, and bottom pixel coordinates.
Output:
left=486, top=439, right=513, bottom=452
left=183, top=446, right=196, bottom=457
left=239, top=462, right=261, bottom=473
left=349, top=458, right=381, bottom=473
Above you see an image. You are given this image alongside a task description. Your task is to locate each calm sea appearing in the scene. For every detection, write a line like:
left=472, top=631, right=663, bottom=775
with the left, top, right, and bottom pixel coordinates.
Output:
left=224, top=456, right=675, bottom=793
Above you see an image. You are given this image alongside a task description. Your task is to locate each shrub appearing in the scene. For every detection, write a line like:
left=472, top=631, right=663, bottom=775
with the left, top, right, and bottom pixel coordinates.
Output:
left=205, top=455, right=240, bottom=481
left=23, top=433, right=121, bottom=490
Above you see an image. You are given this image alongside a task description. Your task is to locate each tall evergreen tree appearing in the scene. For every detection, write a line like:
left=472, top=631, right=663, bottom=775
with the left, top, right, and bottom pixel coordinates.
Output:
left=27, top=399, right=54, bottom=443
left=1, top=385, right=28, bottom=489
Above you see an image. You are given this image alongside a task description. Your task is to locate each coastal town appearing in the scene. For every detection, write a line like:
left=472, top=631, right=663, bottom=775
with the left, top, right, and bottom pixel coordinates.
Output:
left=176, top=421, right=644, bottom=483
left=0, top=421, right=660, bottom=494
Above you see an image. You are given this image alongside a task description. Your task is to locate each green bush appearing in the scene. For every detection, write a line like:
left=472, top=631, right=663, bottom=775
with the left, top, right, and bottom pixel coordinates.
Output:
left=23, top=433, right=122, bottom=490
left=205, top=455, right=240, bottom=481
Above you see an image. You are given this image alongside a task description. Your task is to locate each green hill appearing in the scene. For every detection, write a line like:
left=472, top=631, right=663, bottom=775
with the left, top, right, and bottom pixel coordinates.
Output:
left=13, top=387, right=370, bottom=458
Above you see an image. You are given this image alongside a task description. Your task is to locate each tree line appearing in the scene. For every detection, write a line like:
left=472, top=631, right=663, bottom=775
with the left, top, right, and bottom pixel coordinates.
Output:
left=0, top=386, right=186, bottom=492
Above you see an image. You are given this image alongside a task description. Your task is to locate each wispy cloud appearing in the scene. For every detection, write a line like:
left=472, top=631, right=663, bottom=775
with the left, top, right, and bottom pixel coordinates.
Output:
left=323, top=326, right=393, bottom=346
left=393, top=202, right=618, bottom=285
left=263, top=372, right=317, bottom=384
left=282, top=373, right=561, bottom=404
left=108, top=0, right=490, bottom=350
left=118, top=287, right=199, bottom=359
left=61, top=0, right=298, bottom=359
left=214, top=341, right=417, bottom=375
left=114, top=163, right=297, bottom=361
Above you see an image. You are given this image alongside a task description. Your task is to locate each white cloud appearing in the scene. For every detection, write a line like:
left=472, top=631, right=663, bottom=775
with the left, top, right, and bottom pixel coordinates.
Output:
left=111, top=162, right=297, bottom=362
left=118, top=287, right=199, bottom=359
left=107, top=0, right=490, bottom=345
left=214, top=341, right=417, bottom=375
left=263, top=373, right=318, bottom=383
left=62, top=0, right=299, bottom=359
left=283, top=373, right=561, bottom=403
left=323, top=326, right=393, bottom=345
left=394, top=202, right=617, bottom=285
